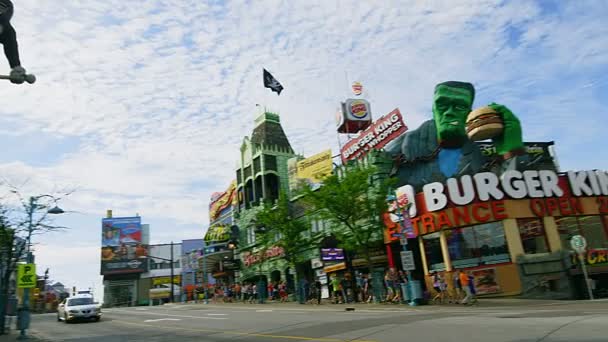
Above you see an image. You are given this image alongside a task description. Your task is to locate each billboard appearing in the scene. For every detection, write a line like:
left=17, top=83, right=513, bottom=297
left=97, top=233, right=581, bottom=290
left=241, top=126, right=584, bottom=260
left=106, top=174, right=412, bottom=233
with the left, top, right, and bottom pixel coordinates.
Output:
left=321, top=248, right=345, bottom=261
left=288, top=150, right=333, bottom=192
left=209, top=181, right=236, bottom=223
left=101, top=217, right=148, bottom=275
left=340, top=108, right=408, bottom=163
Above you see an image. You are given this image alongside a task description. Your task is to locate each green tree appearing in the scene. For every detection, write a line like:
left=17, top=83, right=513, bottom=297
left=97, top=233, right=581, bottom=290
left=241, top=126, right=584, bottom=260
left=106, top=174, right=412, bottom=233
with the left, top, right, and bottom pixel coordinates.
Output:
left=255, top=192, right=310, bottom=302
left=300, top=165, right=394, bottom=274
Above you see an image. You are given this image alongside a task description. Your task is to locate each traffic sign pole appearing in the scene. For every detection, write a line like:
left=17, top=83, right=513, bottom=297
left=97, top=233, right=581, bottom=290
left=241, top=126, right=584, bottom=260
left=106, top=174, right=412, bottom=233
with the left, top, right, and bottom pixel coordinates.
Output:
left=570, top=235, right=594, bottom=301
left=579, top=253, right=595, bottom=300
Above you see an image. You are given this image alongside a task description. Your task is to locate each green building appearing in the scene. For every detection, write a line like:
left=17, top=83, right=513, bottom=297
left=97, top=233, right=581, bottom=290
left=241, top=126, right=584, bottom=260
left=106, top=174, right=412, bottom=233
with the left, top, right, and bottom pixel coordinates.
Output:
left=234, top=112, right=298, bottom=286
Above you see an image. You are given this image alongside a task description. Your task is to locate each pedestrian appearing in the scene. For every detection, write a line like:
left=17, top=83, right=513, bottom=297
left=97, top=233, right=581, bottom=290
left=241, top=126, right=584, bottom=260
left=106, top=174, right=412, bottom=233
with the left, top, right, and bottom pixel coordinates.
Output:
left=451, top=270, right=462, bottom=304
left=235, top=283, right=242, bottom=302
left=314, top=279, right=322, bottom=305
left=279, top=281, right=288, bottom=302
left=331, top=276, right=341, bottom=304
left=467, top=272, right=478, bottom=305
left=267, top=282, right=274, bottom=301
left=252, top=283, right=258, bottom=303
left=459, top=270, right=472, bottom=305
left=0, top=0, right=28, bottom=84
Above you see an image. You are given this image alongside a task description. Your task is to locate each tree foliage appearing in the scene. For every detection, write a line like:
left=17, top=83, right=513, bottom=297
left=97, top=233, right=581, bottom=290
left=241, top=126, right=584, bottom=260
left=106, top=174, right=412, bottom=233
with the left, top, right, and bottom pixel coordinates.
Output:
left=299, top=165, right=394, bottom=268
left=254, top=192, right=310, bottom=266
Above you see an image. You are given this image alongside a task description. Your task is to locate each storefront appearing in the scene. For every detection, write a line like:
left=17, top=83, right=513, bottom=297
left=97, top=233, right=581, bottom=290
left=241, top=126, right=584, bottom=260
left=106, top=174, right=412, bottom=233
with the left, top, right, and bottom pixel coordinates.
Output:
left=385, top=170, right=608, bottom=299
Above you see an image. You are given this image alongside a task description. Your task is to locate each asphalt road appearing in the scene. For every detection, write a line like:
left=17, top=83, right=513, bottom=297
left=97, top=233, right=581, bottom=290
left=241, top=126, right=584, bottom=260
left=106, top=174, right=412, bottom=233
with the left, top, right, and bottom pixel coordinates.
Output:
left=26, top=300, right=608, bottom=342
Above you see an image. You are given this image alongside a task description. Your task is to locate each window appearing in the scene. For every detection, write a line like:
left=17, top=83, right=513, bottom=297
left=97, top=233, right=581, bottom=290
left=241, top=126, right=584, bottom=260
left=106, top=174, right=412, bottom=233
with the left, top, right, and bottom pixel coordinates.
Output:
left=422, top=232, right=445, bottom=271
left=518, top=218, right=549, bottom=254
left=446, top=222, right=510, bottom=269
left=557, top=216, right=607, bottom=250
left=247, top=227, right=256, bottom=245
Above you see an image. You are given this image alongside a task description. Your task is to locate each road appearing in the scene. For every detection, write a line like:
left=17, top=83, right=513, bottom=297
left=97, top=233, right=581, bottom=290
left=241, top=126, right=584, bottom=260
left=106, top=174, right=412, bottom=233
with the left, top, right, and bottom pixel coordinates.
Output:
left=27, top=300, right=608, bottom=342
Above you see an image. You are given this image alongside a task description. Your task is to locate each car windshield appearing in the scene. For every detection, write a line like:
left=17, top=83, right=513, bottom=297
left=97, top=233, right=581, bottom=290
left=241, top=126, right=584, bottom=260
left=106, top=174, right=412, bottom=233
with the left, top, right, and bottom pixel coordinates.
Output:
left=68, top=298, right=93, bottom=306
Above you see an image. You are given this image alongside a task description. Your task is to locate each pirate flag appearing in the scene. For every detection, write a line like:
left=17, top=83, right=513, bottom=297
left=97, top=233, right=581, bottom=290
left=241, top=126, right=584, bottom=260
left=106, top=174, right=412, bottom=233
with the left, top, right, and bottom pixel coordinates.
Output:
left=263, top=68, right=283, bottom=95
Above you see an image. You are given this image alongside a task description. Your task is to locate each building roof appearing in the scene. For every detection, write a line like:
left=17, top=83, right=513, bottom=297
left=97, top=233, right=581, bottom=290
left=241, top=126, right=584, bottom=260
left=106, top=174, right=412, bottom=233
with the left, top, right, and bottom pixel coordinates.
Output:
left=251, top=112, right=293, bottom=151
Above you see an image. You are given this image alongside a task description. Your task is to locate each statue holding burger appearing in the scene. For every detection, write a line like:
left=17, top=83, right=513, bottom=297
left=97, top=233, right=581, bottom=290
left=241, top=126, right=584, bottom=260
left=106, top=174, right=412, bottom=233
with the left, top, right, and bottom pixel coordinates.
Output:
left=389, top=81, right=526, bottom=190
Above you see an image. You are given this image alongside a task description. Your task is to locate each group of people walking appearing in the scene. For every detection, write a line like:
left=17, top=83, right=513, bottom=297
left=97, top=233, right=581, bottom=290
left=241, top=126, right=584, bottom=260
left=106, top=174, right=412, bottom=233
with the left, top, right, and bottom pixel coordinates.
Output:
left=430, top=269, right=477, bottom=305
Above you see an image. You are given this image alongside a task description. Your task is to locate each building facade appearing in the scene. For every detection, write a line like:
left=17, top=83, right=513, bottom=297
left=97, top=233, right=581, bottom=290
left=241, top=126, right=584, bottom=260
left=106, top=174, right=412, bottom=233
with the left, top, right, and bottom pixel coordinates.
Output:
left=234, top=112, right=298, bottom=287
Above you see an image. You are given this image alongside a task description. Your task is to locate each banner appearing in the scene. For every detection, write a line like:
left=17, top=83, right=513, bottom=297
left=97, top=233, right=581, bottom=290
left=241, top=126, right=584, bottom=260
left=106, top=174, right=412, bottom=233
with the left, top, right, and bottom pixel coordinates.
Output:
left=340, top=108, right=408, bottom=163
left=289, top=150, right=333, bottom=192
left=101, top=217, right=148, bottom=275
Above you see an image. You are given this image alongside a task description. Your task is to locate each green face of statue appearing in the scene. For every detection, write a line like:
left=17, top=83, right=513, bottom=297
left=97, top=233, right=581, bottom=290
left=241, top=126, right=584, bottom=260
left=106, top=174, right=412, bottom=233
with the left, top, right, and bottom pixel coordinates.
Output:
left=432, top=84, right=474, bottom=146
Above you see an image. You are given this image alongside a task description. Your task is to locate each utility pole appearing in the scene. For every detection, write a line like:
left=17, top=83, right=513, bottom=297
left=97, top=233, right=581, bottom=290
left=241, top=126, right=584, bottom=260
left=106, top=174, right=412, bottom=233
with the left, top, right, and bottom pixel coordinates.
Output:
left=170, top=241, right=174, bottom=303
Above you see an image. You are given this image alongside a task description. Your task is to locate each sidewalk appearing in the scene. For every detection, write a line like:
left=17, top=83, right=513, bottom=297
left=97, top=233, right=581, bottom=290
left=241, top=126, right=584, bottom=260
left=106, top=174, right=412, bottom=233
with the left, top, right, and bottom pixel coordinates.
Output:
left=164, top=297, right=608, bottom=311
left=1, top=331, right=46, bottom=341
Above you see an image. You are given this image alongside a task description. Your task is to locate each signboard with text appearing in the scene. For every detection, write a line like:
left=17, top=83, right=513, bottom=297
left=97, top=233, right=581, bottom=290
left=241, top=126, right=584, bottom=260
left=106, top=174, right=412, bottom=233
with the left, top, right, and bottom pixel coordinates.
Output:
left=321, top=248, right=345, bottom=261
left=383, top=169, right=608, bottom=238
left=340, top=108, right=408, bottom=163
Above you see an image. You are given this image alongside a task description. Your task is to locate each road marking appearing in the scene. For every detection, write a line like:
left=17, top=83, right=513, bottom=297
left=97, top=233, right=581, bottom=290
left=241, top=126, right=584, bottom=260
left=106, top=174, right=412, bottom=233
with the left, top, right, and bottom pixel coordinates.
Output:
left=135, top=308, right=148, bottom=311
left=256, top=309, right=273, bottom=312
left=144, top=318, right=181, bottom=322
left=207, top=313, right=228, bottom=316
left=113, top=320, right=377, bottom=342
left=108, top=310, right=228, bottom=320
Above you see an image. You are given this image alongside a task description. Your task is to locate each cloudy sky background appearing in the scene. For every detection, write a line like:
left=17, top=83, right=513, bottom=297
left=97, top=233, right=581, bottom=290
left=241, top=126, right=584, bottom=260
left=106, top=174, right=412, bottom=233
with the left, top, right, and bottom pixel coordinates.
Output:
left=1, top=0, right=607, bottom=296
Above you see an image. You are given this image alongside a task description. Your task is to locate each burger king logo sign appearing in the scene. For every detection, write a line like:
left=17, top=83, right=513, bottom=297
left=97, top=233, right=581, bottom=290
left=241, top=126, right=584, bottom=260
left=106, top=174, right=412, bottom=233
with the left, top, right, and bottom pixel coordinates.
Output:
left=350, top=99, right=369, bottom=119
left=352, top=81, right=363, bottom=96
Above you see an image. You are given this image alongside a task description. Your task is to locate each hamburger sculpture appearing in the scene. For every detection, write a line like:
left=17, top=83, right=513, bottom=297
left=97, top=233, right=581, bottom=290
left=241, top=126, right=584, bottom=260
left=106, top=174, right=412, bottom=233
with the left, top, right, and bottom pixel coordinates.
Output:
left=466, top=106, right=504, bottom=141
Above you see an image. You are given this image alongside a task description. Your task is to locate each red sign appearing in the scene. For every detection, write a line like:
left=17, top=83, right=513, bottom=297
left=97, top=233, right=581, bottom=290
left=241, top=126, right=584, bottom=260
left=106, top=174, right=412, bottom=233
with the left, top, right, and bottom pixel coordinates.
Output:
left=242, top=246, right=285, bottom=267
left=340, top=108, right=407, bottom=163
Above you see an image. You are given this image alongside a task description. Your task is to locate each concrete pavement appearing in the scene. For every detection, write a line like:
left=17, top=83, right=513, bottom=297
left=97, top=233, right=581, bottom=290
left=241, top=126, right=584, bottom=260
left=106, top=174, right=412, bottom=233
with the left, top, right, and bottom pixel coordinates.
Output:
left=23, top=300, right=608, bottom=342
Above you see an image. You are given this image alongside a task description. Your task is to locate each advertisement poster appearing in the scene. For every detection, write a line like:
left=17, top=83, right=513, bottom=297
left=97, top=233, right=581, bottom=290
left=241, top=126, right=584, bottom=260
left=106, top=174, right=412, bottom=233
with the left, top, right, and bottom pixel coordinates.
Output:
left=472, top=268, right=501, bottom=295
left=101, top=217, right=148, bottom=275
left=289, top=150, right=333, bottom=192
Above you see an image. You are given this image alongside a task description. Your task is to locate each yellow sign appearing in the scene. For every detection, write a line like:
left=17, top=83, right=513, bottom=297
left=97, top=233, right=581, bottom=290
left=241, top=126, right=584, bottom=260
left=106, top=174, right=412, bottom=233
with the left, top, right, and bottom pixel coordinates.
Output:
left=152, top=275, right=182, bottom=286
left=290, top=150, right=333, bottom=191
left=33, top=288, right=40, bottom=297
left=17, top=263, right=36, bottom=288
left=204, top=224, right=230, bottom=242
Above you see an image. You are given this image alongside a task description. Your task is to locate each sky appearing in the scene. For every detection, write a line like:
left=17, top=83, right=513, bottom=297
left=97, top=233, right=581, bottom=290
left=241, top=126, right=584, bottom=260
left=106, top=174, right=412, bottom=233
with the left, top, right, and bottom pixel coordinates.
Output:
left=1, top=0, right=607, bottom=297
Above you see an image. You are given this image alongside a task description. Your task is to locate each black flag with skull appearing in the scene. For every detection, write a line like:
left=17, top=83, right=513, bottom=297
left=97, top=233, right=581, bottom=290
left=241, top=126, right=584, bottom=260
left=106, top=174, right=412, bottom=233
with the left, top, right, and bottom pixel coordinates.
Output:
left=263, top=68, right=283, bottom=95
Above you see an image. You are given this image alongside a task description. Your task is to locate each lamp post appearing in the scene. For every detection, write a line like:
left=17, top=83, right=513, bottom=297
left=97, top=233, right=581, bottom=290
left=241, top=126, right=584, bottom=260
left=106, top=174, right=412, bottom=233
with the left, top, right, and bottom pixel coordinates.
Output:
left=149, top=246, right=176, bottom=304
left=19, top=196, right=64, bottom=340
left=202, top=247, right=209, bottom=304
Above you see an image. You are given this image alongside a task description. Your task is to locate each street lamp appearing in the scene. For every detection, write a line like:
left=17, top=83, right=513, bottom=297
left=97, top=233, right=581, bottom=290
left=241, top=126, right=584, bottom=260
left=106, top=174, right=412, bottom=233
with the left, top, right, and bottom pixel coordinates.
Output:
left=19, top=196, right=65, bottom=340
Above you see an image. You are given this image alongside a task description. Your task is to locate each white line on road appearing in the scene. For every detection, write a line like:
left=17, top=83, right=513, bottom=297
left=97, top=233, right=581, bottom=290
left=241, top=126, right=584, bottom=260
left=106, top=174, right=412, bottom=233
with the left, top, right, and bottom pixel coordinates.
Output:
left=256, top=309, right=273, bottom=312
left=144, top=318, right=181, bottom=322
left=109, top=310, right=228, bottom=320
left=135, top=308, right=148, bottom=311
left=207, top=313, right=228, bottom=316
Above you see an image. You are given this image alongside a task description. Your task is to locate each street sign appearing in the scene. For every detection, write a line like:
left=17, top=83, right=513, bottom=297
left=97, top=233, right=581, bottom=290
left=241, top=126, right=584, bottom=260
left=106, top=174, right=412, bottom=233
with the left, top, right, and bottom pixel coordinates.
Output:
left=400, top=251, right=415, bottom=271
left=570, top=235, right=587, bottom=254
left=17, top=263, right=36, bottom=288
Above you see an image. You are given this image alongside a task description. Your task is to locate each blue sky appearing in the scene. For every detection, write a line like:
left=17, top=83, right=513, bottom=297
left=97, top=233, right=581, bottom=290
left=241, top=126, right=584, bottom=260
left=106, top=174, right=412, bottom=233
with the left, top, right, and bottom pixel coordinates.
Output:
left=1, top=0, right=607, bottom=296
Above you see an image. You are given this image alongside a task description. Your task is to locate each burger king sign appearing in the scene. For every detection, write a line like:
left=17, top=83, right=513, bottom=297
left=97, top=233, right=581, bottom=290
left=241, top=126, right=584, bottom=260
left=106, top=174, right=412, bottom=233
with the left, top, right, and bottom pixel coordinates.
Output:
left=345, top=98, right=371, bottom=120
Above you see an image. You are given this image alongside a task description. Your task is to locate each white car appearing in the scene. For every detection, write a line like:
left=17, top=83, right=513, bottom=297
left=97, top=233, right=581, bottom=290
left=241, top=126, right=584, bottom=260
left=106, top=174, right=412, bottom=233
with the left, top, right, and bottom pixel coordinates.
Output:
left=57, top=295, right=102, bottom=323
